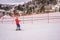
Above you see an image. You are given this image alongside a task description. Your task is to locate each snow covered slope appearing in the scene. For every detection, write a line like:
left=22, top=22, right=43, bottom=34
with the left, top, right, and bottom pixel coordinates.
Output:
left=0, top=12, right=60, bottom=40
left=0, top=23, right=60, bottom=40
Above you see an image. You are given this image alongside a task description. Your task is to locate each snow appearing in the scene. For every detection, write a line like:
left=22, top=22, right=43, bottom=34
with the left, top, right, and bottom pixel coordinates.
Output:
left=0, top=12, right=60, bottom=40
left=0, top=23, right=60, bottom=40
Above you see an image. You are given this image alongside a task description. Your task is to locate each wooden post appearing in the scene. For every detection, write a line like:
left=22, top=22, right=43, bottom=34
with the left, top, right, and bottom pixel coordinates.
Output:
left=23, top=15, right=24, bottom=24
left=48, top=13, right=49, bottom=23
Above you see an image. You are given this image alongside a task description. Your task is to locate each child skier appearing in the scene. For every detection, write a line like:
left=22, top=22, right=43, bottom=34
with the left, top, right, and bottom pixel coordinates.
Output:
left=15, top=16, right=21, bottom=31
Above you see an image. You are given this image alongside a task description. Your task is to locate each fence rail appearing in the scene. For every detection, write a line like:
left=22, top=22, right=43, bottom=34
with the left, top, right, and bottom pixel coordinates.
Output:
left=0, top=15, right=60, bottom=24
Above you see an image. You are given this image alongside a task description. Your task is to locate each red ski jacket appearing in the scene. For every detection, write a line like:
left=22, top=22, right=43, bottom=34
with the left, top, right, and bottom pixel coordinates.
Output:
left=15, top=19, right=20, bottom=24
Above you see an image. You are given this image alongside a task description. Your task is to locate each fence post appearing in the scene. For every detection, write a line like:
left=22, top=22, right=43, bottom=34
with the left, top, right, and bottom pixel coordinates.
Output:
left=2, top=17, right=3, bottom=24
left=48, top=13, right=49, bottom=23
left=23, top=16, right=24, bottom=24
left=32, top=14, right=33, bottom=24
